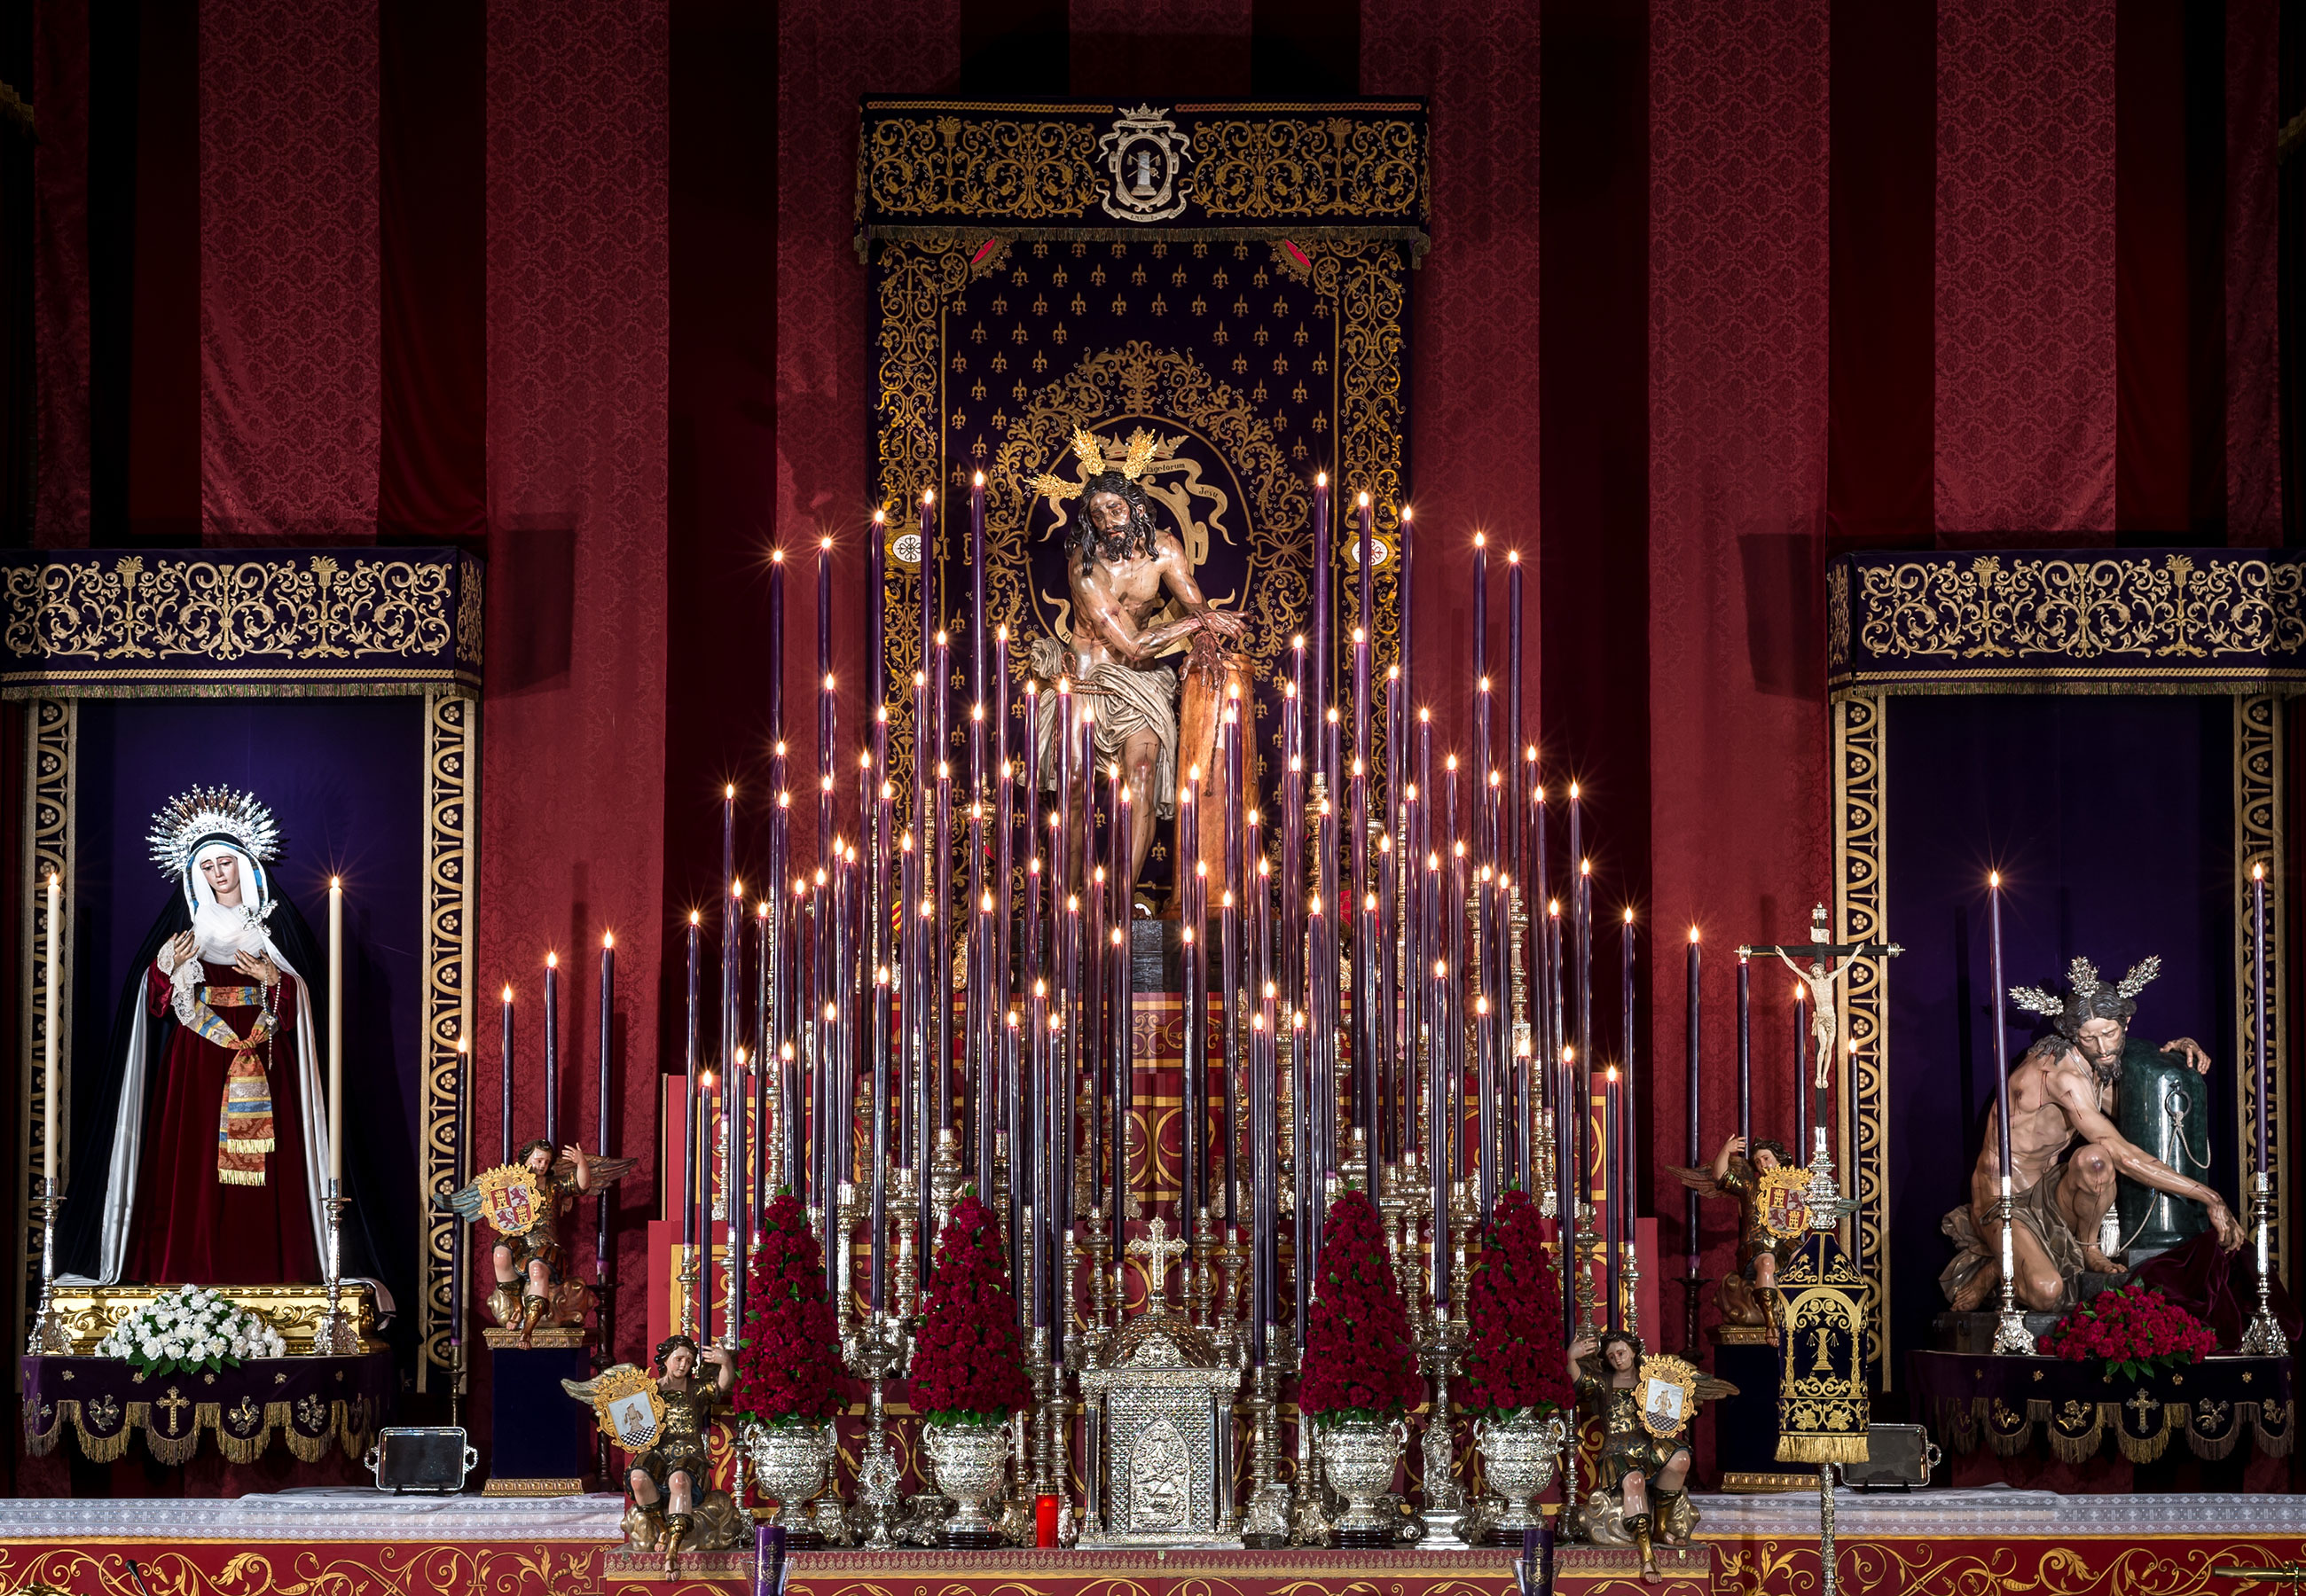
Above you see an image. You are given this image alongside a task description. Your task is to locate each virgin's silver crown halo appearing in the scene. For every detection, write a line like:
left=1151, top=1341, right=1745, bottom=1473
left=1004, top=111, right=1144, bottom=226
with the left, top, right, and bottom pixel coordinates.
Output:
left=148, top=786, right=281, bottom=879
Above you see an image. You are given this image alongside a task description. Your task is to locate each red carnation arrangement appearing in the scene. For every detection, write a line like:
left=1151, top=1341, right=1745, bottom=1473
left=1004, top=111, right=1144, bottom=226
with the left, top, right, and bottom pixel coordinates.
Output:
left=1299, top=1188, right=1425, bottom=1423
left=906, top=1193, right=1032, bottom=1425
left=2038, top=1280, right=2217, bottom=1381
left=1459, top=1187, right=1575, bottom=1417
left=733, top=1192, right=852, bottom=1426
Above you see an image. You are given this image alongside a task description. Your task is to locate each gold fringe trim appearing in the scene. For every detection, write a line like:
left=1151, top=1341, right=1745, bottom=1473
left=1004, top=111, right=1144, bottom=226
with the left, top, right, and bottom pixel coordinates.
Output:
left=2107, top=1402, right=2170, bottom=1465
left=216, top=1167, right=268, bottom=1186
left=2252, top=1399, right=2294, bottom=1459
left=2036, top=1399, right=2107, bottom=1465
left=1980, top=1397, right=2035, bottom=1458
left=223, top=1136, right=275, bottom=1154
left=21, top=1399, right=59, bottom=1459
left=1776, top=1434, right=1870, bottom=1465
left=1935, top=1396, right=1980, bottom=1455
left=22, top=1390, right=374, bottom=1467
left=2189, top=1404, right=2243, bottom=1462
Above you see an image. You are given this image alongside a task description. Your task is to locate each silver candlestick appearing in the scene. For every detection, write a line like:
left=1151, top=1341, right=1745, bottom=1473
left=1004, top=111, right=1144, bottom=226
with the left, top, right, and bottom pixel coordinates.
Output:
left=312, top=1179, right=361, bottom=1356
left=27, top=1176, right=67, bottom=1355
left=1989, top=1177, right=2034, bottom=1355
left=845, top=1308, right=912, bottom=1548
left=2240, top=1171, right=2290, bottom=1356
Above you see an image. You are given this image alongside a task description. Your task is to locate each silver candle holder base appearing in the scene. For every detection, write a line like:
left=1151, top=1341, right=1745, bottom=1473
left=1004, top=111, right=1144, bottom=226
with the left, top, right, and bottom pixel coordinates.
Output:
left=1988, top=1184, right=2035, bottom=1356
left=27, top=1177, right=68, bottom=1356
left=2240, top=1172, right=2290, bottom=1357
left=311, top=1187, right=363, bottom=1356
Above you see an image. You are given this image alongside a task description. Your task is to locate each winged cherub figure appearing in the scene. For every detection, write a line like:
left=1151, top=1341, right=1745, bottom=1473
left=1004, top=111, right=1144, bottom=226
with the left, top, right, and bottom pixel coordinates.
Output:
left=439, top=1138, right=637, bottom=1343
left=1667, top=1132, right=1794, bottom=1332
left=1565, top=1332, right=1737, bottom=1581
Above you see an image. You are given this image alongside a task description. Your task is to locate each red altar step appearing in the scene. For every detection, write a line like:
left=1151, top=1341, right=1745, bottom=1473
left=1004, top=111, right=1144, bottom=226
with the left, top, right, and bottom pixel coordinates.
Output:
left=8, top=1489, right=2306, bottom=1594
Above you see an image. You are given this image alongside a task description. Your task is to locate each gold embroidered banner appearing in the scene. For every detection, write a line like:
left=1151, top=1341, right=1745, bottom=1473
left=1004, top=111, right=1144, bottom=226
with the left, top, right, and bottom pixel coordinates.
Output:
left=1827, top=550, right=2306, bottom=698
left=0, top=549, right=483, bottom=695
left=862, top=101, right=1422, bottom=904
left=856, top=99, right=1429, bottom=252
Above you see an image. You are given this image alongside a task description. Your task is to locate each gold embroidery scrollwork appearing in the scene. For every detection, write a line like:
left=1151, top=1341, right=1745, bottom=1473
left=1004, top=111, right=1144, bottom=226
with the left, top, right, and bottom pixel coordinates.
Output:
left=1849, top=552, right=2306, bottom=668
left=1194, top=118, right=1425, bottom=221
left=865, top=116, right=1102, bottom=222
left=1833, top=693, right=1888, bottom=1388
left=0, top=553, right=475, bottom=672
left=420, top=691, right=477, bottom=1387
left=2235, top=694, right=2286, bottom=1281
left=17, top=697, right=70, bottom=1336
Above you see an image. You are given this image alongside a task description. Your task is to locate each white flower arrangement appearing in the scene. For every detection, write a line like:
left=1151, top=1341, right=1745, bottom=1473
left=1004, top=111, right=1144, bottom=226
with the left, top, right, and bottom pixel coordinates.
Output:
left=93, top=1284, right=287, bottom=1377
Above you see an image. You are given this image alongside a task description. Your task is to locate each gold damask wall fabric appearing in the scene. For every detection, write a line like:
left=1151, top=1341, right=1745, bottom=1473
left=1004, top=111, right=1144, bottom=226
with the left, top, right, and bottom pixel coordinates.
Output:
left=862, top=102, right=1421, bottom=903
left=1827, top=550, right=2306, bottom=698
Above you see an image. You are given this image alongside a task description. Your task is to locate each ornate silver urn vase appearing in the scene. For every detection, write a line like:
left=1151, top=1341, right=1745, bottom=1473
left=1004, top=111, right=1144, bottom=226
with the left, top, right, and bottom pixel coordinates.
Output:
left=1472, top=1410, right=1565, bottom=1543
left=923, top=1416, right=1011, bottom=1547
left=740, top=1419, right=835, bottom=1542
left=1314, top=1415, right=1408, bottom=1546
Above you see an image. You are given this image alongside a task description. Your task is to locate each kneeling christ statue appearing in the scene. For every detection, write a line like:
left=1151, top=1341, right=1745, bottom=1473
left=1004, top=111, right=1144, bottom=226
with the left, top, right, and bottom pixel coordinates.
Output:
left=59, top=786, right=330, bottom=1285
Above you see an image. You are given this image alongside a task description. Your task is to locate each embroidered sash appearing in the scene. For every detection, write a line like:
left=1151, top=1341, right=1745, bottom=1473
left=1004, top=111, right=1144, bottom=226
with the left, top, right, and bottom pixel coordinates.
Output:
left=184, top=990, right=279, bottom=1188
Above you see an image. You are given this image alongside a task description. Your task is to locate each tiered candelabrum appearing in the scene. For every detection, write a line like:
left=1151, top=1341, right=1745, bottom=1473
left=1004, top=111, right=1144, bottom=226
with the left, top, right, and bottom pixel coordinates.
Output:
left=751, top=848, right=1592, bottom=1548
left=703, top=528, right=1613, bottom=1547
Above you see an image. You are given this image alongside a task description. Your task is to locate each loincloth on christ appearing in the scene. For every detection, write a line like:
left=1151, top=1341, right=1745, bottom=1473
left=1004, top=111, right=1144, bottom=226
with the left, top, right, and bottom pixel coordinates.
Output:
left=1940, top=1160, right=2089, bottom=1310
left=1031, top=645, right=1179, bottom=820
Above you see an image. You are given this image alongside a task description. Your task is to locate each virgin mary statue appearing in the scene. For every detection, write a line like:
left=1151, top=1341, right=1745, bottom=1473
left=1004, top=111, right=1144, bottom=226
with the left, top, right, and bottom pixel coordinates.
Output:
left=59, top=787, right=330, bottom=1284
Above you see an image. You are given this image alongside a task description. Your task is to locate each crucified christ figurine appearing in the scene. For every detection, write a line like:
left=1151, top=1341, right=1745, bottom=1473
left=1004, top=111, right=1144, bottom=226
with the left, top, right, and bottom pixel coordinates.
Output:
left=1746, top=904, right=1902, bottom=1091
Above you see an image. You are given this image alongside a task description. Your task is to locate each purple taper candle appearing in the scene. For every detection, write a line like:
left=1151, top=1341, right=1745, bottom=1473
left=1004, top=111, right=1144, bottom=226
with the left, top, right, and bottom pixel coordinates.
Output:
left=1988, top=872, right=2012, bottom=1184
left=1685, top=926, right=1701, bottom=1284
left=544, top=953, right=560, bottom=1150
left=1312, top=473, right=1331, bottom=757
left=1604, top=1063, right=1621, bottom=1332
left=2255, top=863, right=2271, bottom=1177
left=1472, top=531, right=1490, bottom=771
left=498, top=982, right=513, bottom=1167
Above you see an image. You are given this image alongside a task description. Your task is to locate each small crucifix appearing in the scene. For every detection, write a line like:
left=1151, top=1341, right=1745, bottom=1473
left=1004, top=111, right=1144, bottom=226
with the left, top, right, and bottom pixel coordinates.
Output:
left=155, top=1385, right=191, bottom=1437
left=1126, top=1217, right=1189, bottom=1315
left=1739, top=904, right=1903, bottom=1091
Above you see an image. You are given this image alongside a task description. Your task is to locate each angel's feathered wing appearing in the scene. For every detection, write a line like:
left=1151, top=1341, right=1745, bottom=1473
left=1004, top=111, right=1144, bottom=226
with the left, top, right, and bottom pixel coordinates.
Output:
left=433, top=1180, right=485, bottom=1223
left=1665, top=1162, right=1727, bottom=1201
left=556, top=1154, right=639, bottom=1190
left=561, top=1363, right=645, bottom=1404
left=1694, top=1373, right=1740, bottom=1404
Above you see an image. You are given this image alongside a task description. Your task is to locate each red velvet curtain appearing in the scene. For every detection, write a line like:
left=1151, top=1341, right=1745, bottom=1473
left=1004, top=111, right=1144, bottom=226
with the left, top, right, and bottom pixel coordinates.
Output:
left=1645, top=0, right=1832, bottom=1364
left=32, top=0, right=89, bottom=547
left=197, top=0, right=380, bottom=541
left=1361, top=0, right=1542, bottom=777
left=475, top=0, right=671, bottom=1385
left=2225, top=0, right=2282, bottom=544
left=1934, top=0, right=2117, bottom=536
left=773, top=0, right=960, bottom=872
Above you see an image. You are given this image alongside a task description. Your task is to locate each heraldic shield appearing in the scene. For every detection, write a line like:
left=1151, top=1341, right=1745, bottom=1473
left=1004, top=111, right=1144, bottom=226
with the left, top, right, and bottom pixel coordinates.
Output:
left=564, top=1365, right=668, bottom=1453
left=1775, top=1230, right=1871, bottom=1466
left=474, top=1164, right=543, bottom=1238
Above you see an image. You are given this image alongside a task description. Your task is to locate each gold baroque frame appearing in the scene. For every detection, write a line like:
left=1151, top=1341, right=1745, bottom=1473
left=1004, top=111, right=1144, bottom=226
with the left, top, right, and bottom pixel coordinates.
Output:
left=12, top=683, right=477, bottom=1396
left=1832, top=685, right=2291, bottom=1389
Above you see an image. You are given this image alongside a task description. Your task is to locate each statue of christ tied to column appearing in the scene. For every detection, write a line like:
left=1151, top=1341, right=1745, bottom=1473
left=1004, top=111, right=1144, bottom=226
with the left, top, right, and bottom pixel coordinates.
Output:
left=1030, top=427, right=1247, bottom=897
